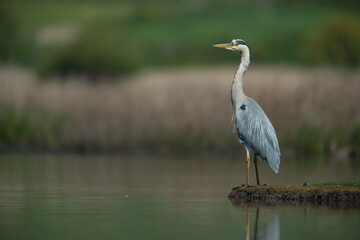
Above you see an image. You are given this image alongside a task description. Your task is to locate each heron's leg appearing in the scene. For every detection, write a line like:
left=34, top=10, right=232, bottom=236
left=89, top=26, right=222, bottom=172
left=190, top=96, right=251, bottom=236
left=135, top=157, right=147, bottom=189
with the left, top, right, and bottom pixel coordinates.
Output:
left=254, top=154, right=260, bottom=185
left=246, top=206, right=249, bottom=240
left=246, top=149, right=250, bottom=185
left=253, top=207, right=260, bottom=240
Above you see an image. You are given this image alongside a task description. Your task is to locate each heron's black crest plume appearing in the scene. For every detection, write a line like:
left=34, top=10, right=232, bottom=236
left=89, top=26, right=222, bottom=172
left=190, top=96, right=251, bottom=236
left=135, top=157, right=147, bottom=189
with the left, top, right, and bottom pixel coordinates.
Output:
left=235, top=40, right=247, bottom=46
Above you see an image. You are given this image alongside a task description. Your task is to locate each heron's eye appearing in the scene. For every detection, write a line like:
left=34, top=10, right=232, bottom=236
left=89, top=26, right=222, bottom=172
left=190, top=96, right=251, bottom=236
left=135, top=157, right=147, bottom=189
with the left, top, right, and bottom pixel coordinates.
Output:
left=240, top=104, right=246, bottom=110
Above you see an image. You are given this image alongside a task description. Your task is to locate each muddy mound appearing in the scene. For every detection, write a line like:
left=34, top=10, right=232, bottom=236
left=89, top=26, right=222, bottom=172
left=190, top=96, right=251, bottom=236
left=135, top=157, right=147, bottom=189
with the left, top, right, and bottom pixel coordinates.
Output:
left=228, top=185, right=360, bottom=208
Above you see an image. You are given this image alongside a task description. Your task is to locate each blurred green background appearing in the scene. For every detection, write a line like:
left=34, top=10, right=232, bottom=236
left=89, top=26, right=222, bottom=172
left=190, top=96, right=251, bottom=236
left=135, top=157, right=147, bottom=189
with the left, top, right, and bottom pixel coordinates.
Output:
left=1, top=3, right=360, bottom=239
left=2, top=0, right=360, bottom=76
left=0, top=0, right=360, bottom=158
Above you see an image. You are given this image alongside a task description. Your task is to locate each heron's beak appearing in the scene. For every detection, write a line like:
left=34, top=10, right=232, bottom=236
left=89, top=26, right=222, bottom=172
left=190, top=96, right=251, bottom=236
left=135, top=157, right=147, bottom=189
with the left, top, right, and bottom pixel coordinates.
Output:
left=213, top=43, right=232, bottom=49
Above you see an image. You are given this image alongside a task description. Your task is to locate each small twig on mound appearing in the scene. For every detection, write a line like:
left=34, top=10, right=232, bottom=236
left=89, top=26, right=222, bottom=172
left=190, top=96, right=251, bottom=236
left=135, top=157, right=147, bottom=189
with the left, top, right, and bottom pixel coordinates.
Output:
left=228, top=185, right=360, bottom=209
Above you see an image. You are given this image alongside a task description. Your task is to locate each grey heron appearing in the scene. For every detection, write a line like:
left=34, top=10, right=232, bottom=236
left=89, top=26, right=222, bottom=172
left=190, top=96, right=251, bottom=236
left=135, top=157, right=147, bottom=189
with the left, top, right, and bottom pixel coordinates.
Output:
left=213, top=39, right=281, bottom=185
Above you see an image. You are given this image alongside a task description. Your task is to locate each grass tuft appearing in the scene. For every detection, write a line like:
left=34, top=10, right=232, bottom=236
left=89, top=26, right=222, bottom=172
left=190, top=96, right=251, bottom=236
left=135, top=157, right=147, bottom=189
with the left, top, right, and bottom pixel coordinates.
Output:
left=314, top=180, right=360, bottom=187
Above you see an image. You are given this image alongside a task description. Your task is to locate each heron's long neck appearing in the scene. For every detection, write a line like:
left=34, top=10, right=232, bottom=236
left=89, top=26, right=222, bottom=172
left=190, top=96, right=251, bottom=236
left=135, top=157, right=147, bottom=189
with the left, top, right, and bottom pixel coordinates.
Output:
left=231, top=47, right=250, bottom=112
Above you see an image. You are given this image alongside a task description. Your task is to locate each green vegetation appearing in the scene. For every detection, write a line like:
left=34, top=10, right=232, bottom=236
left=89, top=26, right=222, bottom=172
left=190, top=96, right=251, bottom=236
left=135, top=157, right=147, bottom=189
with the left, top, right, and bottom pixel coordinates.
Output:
left=314, top=180, right=360, bottom=187
left=350, top=125, right=360, bottom=158
left=288, top=123, right=327, bottom=153
left=0, top=4, right=16, bottom=61
left=304, top=13, right=360, bottom=66
left=283, top=123, right=360, bottom=156
left=1, top=0, right=359, bottom=78
left=0, top=3, right=31, bottom=63
left=38, top=27, right=146, bottom=77
left=0, top=107, right=66, bottom=148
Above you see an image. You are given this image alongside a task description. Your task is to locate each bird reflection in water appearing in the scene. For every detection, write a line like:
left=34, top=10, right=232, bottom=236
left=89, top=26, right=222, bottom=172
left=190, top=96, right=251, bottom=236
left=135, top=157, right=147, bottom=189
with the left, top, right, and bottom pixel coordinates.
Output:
left=245, top=207, right=279, bottom=240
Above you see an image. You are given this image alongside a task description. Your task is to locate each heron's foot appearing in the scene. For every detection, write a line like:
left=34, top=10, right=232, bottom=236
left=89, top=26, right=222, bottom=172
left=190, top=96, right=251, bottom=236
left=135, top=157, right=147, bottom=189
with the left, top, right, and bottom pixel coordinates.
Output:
left=241, top=184, right=250, bottom=188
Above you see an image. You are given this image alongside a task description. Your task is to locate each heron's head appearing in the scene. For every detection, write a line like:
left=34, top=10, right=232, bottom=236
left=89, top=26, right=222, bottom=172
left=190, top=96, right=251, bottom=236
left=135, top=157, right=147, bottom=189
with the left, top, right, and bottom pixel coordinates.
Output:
left=213, top=39, right=248, bottom=52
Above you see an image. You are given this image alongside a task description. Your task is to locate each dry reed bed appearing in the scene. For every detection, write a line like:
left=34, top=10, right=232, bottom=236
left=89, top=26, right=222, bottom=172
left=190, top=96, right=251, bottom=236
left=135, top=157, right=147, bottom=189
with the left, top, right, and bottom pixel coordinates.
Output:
left=0, top=65, right=359, bottom=150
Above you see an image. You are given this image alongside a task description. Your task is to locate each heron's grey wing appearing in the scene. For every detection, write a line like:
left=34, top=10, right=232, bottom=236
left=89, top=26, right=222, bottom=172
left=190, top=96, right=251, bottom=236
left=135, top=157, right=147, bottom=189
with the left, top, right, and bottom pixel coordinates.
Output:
left=235, top=98, right=281, bottom=174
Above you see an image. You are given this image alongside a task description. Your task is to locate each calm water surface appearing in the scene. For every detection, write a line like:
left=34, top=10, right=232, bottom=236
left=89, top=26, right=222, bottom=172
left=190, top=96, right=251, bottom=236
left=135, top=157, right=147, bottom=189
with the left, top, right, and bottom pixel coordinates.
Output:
left=0, top=153, right=359, bottom=240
